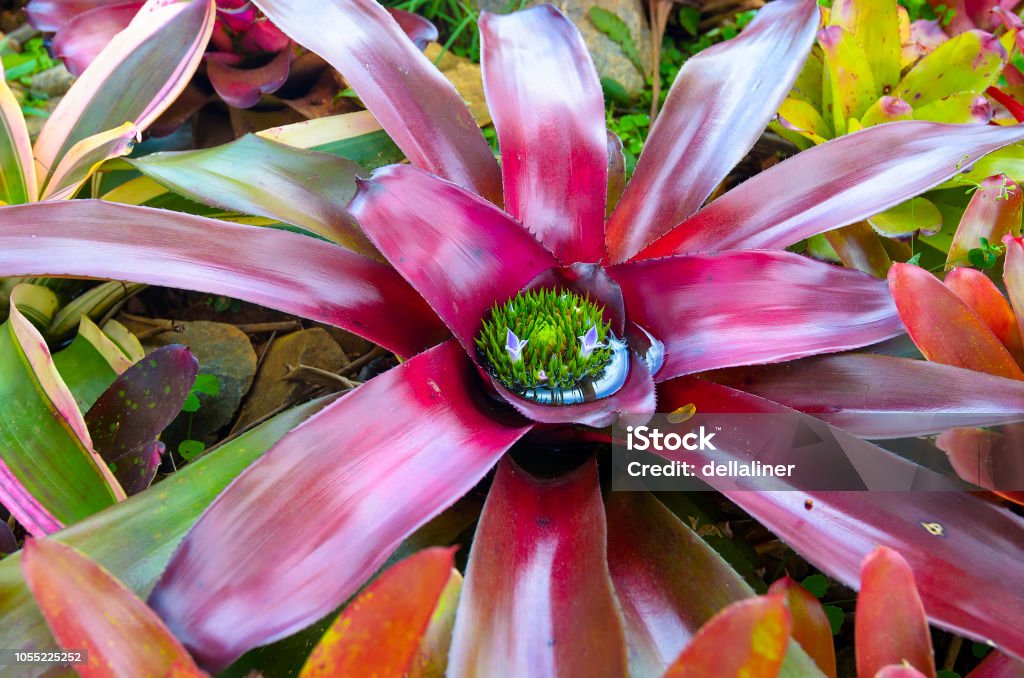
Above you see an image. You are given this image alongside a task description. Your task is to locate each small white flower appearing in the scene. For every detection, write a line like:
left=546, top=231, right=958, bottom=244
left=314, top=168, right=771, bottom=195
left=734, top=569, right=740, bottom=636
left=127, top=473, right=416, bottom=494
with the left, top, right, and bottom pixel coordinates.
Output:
left=505, top=328, right=528, bottom=363
left=578, top=324, right=604, bottom=359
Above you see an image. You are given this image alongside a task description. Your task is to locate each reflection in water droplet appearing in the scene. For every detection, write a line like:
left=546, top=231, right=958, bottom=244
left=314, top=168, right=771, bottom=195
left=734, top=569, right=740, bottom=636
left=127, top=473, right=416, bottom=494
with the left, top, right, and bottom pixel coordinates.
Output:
left=626, top=322, right=665, bottom=378
left=639, top=328, right=665, bottom=377
left=511, top=335, right=630, bottom=406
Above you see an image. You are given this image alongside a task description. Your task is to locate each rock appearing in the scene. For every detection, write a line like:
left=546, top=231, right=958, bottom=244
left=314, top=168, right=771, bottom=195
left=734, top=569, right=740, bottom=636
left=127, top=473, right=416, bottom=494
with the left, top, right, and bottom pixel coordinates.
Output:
left=235, top=328, right=345, bottom=429
left=5, top=24, right=37, bottom=45
left=144, top=321, right=257, bottom=446
left=470, top=0, right=652, bottom=98
left=425, top=42, right=490, bottom=125
left=31, top=65, right=76, bottom=98
left=318, top=324, right=375, bottom=359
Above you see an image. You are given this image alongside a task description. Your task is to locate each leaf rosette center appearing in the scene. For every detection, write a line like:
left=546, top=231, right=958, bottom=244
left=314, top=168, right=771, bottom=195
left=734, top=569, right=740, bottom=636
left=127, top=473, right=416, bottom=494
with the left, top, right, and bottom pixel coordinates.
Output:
left=476, top=289, right=614, bottom=392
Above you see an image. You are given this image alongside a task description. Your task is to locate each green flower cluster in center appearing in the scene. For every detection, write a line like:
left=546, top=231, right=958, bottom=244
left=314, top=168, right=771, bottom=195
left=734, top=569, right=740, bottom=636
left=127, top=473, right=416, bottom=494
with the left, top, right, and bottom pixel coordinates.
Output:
left=476, top=288, right=613, bottom=390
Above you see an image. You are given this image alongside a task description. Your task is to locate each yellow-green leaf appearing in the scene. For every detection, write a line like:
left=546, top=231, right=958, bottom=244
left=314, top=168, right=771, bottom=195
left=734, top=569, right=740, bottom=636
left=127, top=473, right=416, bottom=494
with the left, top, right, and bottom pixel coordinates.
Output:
left=895, top=30, right=1006, bottom=109
left=860, top=96, right=913, bottom=127
left=869, top=197, right=944, bottom=238
left=913, top=92, right=993, bottom=124
left=819, top=25, right=878, bottom=135
left=777, top=97, right=831, bottom=145
left=829, top=0, right=901, bottom=93
left=790, top=46, right=825, bottom=110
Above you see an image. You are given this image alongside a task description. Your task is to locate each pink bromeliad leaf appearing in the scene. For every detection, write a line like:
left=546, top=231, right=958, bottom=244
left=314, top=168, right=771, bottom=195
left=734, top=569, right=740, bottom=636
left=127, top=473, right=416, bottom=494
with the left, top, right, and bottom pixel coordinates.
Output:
left=637, top=122, right=1024, bottom=260
left=889, top=262, right=1024, bottom=380
left=708, top=353, right=1024, bottom=438
left=22, top=538, right=208, bottom=677
left=205, top=47, right=291, bottom=108
left=251, top=0, right=502, bottom=203
left=944, top=267, right=1024, bottom=363
left=27, top=0, right=127, bottom=30
left=658, top=378, right=1024, bottom=662
left=51, top=1, right=142, bottom=76
left=605, top=0, right=820, bottom=262
left=967, top=651, right=1024, bottom=677
left=1004, top=235, right=1024, bottom=342
left=387, top=8, right=438, bottom=50
left=0, top=200, right=446, bottom=357
left=447, top=457, right=629, bottom=676
left=609, top=250, right=903, bottom=381
left=875, top=667, right=930, bottom=678
left=347, top=163, right=558, bottom=353
left=480, top=6, right=607, bottom=263
left=148, top=341, right=531, bottom=671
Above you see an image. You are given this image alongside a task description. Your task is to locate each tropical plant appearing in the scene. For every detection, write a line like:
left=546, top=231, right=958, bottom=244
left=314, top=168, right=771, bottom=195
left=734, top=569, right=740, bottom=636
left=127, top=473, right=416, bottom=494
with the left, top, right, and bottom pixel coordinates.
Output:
left=27, top=0, right=438, bottom=109
left=0, top=284, right=198, bottom=535
left=772, top=0, right=1016, bottom=276
left=0, top=0, right=213, bottom=205
left=886, top=239, right=1024, bottom=503
left=655, top=548, right=1024, bottom=678
left=1, top=0, right=1024, bottom=674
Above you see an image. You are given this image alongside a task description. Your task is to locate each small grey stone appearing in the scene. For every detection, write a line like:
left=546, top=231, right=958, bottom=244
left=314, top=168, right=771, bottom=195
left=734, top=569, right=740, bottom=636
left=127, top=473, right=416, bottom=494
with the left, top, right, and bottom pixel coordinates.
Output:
left=31, top=64, right=76, bottom=98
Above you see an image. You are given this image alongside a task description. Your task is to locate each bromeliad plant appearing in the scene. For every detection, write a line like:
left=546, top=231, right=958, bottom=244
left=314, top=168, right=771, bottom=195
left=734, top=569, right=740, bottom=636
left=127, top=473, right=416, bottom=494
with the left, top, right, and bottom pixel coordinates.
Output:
left=0, top=0, right=213, bottom=205
left=2, top=0, right=1024, bottom=673
left=773, top=0, right=1013, bottom=275
left=27, top=0, right=438, bottom=109
left=886, top=235, right=1024, bottom=503
left=0, top=284, right=198, bottom=536
left=28, top=0, right=288, bottom=107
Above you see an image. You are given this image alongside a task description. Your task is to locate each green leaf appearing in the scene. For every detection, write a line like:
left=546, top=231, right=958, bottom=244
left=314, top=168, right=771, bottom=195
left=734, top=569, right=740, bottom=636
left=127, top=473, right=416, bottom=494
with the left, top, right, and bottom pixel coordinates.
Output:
left=127, top=135, right=375, bottom=255
left=178, top=439, right=205, bottom=461
left=913, top=92, right=992, bottom=124
left=801, top=573, right=830, bottom=598
left=191, top=373, right=220, bottom=397
left=790, top=46, right=825, bottom=110
left=823, top=605, right=845, bottom=635
left=0, top=396, right=335, bottom=655
left=0, top=63, right=34, bottom=204
left=829, top=0, right=901, bottom=92
left=679, top=6, right=701, bottom=36
left=181, top=393, right=201, bottom=413
left=588, top=7, right=646, bottom=75
left=868, top=197, right=943, bottom=238
left=52, top=316, right=133, bottom=413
